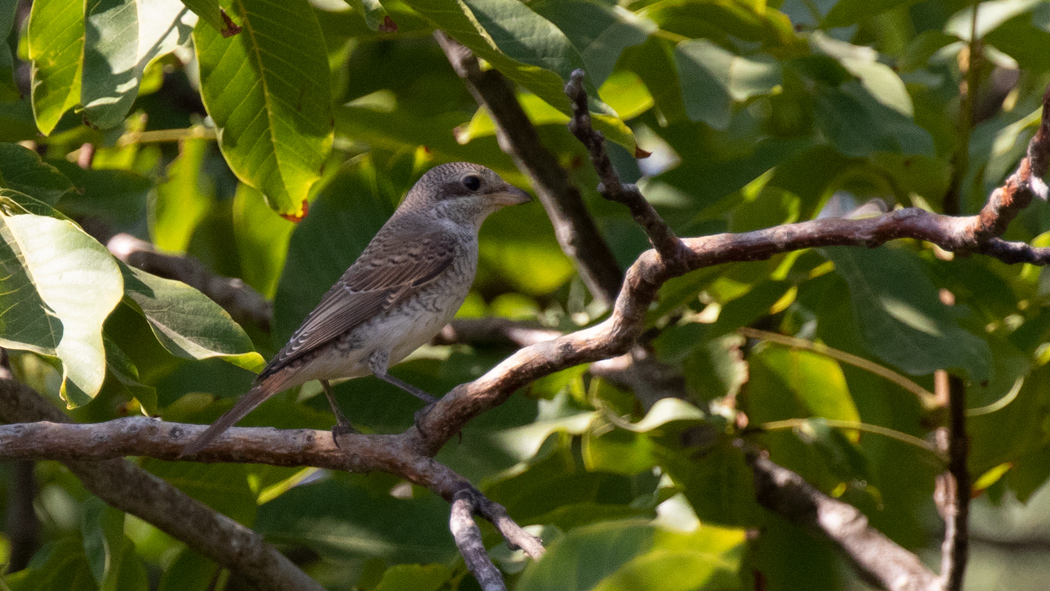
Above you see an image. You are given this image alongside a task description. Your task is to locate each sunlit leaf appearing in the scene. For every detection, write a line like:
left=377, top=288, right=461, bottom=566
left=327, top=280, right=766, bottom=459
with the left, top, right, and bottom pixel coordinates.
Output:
left=82, top=0, right=196, bottom=129
left=151, top=138, right=214, bottom=252
left=27, top=0, right=84, bottom=134
left=120, top=263, right=265, bottom=371
left=0, top=208, right=124, bottom=406
left=194, top=0, right=334, bottom=219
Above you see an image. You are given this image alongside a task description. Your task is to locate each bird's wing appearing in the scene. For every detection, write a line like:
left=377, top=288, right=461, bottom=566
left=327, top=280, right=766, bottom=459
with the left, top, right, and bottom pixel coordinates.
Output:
left=259, top=224, right=457, bottom=378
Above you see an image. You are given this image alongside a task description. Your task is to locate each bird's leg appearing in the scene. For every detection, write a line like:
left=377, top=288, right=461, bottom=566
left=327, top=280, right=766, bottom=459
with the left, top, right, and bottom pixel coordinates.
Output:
left=368, top=351, right=438, bottom=404
left=320, top=379, right=356, bottom=441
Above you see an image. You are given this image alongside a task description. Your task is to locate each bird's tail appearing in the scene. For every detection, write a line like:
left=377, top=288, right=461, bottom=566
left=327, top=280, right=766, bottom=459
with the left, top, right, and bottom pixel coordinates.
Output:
left=178, top=376, right=285, bottom=458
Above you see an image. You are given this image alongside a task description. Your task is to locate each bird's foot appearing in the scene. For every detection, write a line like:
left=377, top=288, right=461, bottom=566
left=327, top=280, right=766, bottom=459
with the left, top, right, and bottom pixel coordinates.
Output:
left=331, top=421, right=358, bottom=448
left=413, top=400, right=437, bottom=431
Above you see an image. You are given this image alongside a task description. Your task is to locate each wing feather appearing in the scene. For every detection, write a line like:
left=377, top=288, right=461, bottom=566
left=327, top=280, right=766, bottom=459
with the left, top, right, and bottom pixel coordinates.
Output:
left=259, top=220, right=457, bottom=379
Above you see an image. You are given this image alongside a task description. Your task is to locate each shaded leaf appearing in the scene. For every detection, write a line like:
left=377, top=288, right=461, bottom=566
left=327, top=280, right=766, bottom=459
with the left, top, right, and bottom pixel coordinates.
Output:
left=823, top=246, right=991, bottom=381
left=0, top=143, right=75, bottom=205
left=400, top=0, right=636, bottom=150
left=119, top=262, right=264, bottom=371
left=674, top=39, right=781, bottom=130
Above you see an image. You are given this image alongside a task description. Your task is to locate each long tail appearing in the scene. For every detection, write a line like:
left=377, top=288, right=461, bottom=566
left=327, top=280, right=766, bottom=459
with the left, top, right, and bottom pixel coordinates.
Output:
left=178, top=377, right=284, bottom=458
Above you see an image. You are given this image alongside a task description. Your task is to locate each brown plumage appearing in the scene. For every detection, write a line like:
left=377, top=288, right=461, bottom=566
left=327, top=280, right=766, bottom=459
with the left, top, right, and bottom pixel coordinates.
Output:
left=180, top=163, right=530, bottom=457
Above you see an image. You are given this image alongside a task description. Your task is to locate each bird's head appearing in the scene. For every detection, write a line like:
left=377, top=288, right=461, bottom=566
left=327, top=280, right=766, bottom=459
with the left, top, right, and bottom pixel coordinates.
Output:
left=401, top=162, right=531, bottom=227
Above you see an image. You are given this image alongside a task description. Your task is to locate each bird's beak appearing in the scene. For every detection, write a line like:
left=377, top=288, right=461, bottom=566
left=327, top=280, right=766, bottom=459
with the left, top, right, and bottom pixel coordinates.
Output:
left=490, top=185, right=532, bottom=206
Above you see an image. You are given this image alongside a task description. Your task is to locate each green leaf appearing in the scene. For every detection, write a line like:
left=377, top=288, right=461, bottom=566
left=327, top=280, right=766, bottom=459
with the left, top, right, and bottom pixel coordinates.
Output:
left=157, top=548, right=220, bottom=591
left=119, top=263, right=264, bottom=371
left=0, top=209, right=124, bottom=406
left=0, top=0, right=19, bottom=100
left=944, top=0, right=1044, bottom=41
left=194, top=0, right=334, bottom=219
left=27, top=0, right=85, bottom=135
left=756, top=347, right=860, bottom=424
left=81, top=498, right=149, bottom=591
left=809, top=31, right=913, bottom=117
left=663, top=440, right=762, bottom=527
left=0, top=143, right=75, bottom=205
left=151, top=138, right=214, bottom=252
left=254, top=475, right=459, bottom=563
left=143, top=459, right=257, bottom=525
left=345, top=0, right=392, bottom=31
left=673, top=39, right=781, bottom=130
left=823, top=0, right=918, bottom=28
left=51, top=160, right=153, bottom=229
left=0, top=99, right=41, bottom=142
left=529, top=0, right=656, bottom=87
left=232, top=182, right=295, bottom=299
left=592, top=527, right=745, bottom=591
left=518, top=520, right=654, bottom=591
left=82, top=0, right=196, bottom=129
left=823, top=246, right=992, bottom=381
left=373, top=564, right=454, bottom=591
left=6, top=538, right=99, bottom=591
left=180, top=0, right=241, bottom=36
left=400, top=0, right=636, bottom=150
left=812, top=82, right=934, bottom=158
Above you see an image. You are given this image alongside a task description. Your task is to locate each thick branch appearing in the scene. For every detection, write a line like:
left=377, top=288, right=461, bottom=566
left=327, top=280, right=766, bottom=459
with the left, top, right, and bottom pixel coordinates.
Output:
left=563, top=70, right=686, bottom=266
left=436, top=32, right=624, bottom=306
left=747, top=451, right=940, bottom=591
left=107, top=233, right=272, bottom=332
left=0, top=377, right=322, bottom=591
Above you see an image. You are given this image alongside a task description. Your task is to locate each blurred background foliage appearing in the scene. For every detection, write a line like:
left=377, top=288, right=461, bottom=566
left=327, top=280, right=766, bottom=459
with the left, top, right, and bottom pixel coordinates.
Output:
left=2, top=0, right=1050, bottom=589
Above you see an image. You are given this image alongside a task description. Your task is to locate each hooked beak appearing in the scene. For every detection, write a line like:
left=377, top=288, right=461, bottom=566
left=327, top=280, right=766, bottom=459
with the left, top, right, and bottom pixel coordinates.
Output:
left=490, top=184, right=532, bottom=206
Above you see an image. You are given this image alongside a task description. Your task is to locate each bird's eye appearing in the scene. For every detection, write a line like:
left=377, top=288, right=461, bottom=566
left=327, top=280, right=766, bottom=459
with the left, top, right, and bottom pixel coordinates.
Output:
left=462, top=175, right=482, bottom=191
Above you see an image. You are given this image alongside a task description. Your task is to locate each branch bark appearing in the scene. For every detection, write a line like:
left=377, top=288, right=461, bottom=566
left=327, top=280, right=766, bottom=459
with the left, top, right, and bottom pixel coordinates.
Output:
left=0, top=375, right=323, bottom=591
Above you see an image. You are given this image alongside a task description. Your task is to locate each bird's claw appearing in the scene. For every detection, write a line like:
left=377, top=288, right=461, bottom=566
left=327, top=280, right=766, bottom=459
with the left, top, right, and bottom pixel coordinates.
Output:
left=331, top=422, right=358, bottom=448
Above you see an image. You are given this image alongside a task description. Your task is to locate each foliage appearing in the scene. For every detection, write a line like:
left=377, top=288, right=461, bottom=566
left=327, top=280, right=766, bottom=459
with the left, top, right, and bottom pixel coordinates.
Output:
left=2, top=0, right=1050, bottom=589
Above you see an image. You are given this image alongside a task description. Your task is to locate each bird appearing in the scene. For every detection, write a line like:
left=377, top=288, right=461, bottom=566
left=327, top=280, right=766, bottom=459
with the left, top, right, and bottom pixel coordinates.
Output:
left=180, top=162, right=531, bottom=457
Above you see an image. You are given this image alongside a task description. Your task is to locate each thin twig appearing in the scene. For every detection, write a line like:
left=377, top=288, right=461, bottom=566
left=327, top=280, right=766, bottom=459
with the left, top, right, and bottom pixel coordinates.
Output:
left=451, top=490, right=506, bottom=591
left=564, top=70, right=686, bottom=266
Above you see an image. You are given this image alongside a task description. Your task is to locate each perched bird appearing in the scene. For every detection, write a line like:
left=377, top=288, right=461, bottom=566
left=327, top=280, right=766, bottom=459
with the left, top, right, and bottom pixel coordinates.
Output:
left=180, top=163, right=530, bottom=456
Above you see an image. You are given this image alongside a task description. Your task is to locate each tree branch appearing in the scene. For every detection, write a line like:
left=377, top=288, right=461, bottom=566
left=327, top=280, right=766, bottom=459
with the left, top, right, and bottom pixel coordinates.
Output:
left=563, top=70, right=687, bottom=266
left=451, top=490, right=506, bottom=591
left=0, top=376, right=322, bottom=591
left=436, top=32, right=624, bottom=306
left=746, top=450, right=940, bottom=591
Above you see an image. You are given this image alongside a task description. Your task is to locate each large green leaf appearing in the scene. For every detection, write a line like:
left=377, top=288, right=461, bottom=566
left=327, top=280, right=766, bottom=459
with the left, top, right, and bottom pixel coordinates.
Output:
left=823, top=246, right=991, bottom=381
left=0, top=143, right=75, bottom=205
left=82, top=0, right=196, bottom=129
left=28, top=0, right=85, bottom=135
left=399, top=0, right=636, bottom=150
left=673, top=39, right=781, bottom=130
left=254, top=475, right=458, bottom=564
left=0, top=207, right=124, bottom=406
left=194, top=0, right=333, bottom=219
left=119, top=263, right=264, bottom=371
